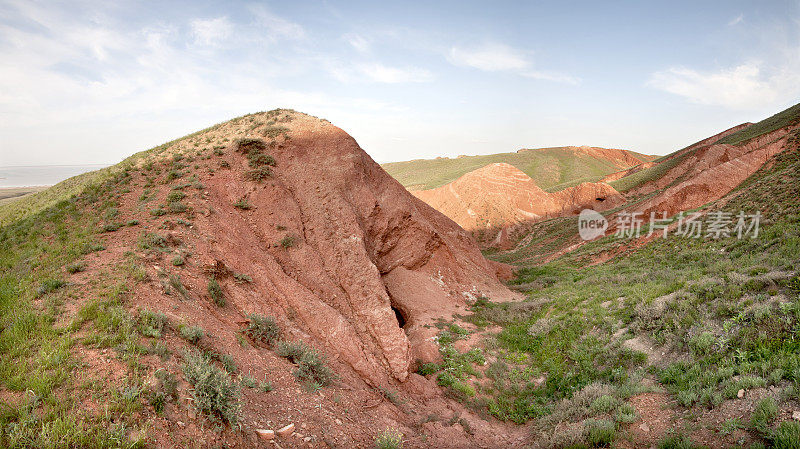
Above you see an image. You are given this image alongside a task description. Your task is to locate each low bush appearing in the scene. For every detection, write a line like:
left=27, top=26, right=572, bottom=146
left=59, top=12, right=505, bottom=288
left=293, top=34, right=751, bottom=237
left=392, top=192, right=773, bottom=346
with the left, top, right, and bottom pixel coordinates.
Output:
left=138, top=309, right=168, bottom=338
left=207, top=278, right=224, bottom=307
left=772, top=420, right=800, bottom=449
left=751, top=397, right=778, bottom=433
left=585, top=419, right=615, bottom=446
left=233, top=197, right=252, bottom=210
left=180, top=325, right=205, bottom=344
left=375, top=429, right=404, bottom=449
left=244, top=314, right=282, bottom=347
left=182, top=350, right=240, bottom=425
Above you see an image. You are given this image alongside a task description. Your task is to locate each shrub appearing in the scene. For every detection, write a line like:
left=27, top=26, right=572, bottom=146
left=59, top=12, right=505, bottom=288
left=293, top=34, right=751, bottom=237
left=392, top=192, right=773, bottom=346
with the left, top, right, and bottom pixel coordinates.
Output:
left=244, top=314, right=282, bottom=347
left=66, top=262, right=86, bottom=274
left=233, top=197, right=252, bottom=210
left=277, top=340, right=308, bottom=362
left=138, top=309, right=168, bottom=338
left=166, top=191, right=186, bottom=202
left=182, top=350, right=240, bottom=425
left=277, top=341, right=334, bottom=386
left=235, top=137, right=267, bottom=153
left=180, top=325, right=205, bottom=344
left=585, top=419, right=615, bottom=447
left=245, top=167, right=272, bottom=181
left=280, top=234, right=297, bottom=249
left=375, top=429, right=404, bottom=449
left=248, top=152, right=276, bottom=168
left=615, top=403, right=637, bottom=424
left=589, top=395, right=620, bottom=415
left=260, top=381, right=273, bottom=392
left=165, top=170, right=183, bottom=181
left=207, top=278, right=224, bottom=307
left=167, top=202, right=188, bottom=214
left=37, top=279, right=66, bottom=297
left=102, top=223, right=122, bottom=232
left=657, top=433, right=701, bottom=449
left=171, top=255, right=185, bottom=266
left=772, top=420, right=800, bottom=449
left=292, top=349, right=334, bottom=387
left=418, top=363, right=438, bottom=376
left=751, top=397, right=778, bottom=433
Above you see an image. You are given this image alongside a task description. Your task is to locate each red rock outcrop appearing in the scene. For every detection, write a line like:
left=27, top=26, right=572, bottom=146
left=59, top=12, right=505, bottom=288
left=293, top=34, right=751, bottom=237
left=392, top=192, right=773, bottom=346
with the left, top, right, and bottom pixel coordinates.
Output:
left=170, top=112, right=517, bottom=386
left=412, top=163, right=623, bottom=243
left=629, top=127, right=794, bottom=219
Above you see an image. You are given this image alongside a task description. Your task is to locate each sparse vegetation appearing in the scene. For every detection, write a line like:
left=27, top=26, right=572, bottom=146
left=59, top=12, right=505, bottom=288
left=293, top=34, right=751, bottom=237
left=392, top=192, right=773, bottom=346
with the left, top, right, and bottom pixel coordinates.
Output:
left=182, top=350, right=240, bottom=425
left=375, top=429, right=404, bottom=449
left=207, top=278, right=224, bottom=307
left=244, top=314, right=282, bottom=347
left=233, top=197, right=252, bottom=210
left=276, top=340, right=335, bottom=386
left=180, top=324, right=205, bottom=344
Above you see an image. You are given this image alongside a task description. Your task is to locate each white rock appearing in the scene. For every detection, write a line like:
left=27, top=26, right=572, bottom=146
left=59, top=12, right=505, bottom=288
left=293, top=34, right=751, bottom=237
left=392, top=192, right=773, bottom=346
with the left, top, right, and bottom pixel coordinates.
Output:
left=256, top=429, right=275, bottom=440
left=277, top=423, right=295, bottom=437
left=737, top=389, right=745, bottom=399
left=639, top=423, right=650, bottom=433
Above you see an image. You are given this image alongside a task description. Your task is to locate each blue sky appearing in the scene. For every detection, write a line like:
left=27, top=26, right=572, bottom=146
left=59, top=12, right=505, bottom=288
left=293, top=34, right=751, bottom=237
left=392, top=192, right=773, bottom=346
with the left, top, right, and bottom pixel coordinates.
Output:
left=1, top=0, right=799, bottom=166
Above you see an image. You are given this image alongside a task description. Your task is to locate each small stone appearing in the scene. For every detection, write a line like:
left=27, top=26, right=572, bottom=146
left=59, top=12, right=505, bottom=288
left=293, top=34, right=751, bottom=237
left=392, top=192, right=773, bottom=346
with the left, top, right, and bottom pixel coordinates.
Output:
left=334, top=419, right=342, bottom=425
left=256, top=429, right=275, bottom=440
left=639, top=423, right=650, bottom=433
left=277, top=423, right=295, bottom=437
left=177, top=421, right=185, bottom=428
left=737, top=389, right=745, bottom=399
left=793, top=411, right=800, bottom=421
left=303, top=437, right=312, bottom=442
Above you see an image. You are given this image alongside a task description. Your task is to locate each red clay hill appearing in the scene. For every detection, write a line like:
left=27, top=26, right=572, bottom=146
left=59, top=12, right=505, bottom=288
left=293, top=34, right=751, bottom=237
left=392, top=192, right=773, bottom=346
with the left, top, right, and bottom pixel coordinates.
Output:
left=80, top=110, right=529, bottom=447
left=412, top=162, right=624, bottom=245
left=130, top=111, right=516, bottom=384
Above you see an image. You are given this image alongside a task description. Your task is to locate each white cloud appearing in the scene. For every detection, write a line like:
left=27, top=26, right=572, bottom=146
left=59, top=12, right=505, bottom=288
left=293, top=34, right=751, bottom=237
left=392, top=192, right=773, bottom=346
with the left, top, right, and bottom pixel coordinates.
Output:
left=728, top=14, right=744, bottom=26
left=328, top=61, right=433, bottom=84
left=647, top=63, right=800, bottom=109
left=522, top=70, right=581, bottom=85
left=248, top=4, right=305, bottom=41
left=448, top=43, right=530, bottom=71
left=190, top=17, right=233, bottom=47
left=358, top=63, right=433, bottom=83
left=344, top=33, right=370, bottom=53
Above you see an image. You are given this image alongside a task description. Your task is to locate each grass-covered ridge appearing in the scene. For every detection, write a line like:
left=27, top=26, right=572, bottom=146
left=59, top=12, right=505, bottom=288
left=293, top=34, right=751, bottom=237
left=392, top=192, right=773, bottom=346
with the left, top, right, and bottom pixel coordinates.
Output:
left=382, top=147, right=654, bottom=191
left=716, top=102, right=800, bottom=145
left=0, top=109, right=297, bottom=447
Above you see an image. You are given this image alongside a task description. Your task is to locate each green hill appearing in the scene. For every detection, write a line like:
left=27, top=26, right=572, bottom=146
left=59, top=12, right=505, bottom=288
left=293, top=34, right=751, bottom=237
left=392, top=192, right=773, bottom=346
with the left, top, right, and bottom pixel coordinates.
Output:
left=382, top=147, right=655, bottom=192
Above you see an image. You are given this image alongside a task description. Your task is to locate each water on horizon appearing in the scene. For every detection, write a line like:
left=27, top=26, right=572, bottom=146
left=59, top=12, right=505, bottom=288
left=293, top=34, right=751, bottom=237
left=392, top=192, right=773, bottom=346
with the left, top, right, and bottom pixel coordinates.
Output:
left=0, top=165, right=109, bottom=188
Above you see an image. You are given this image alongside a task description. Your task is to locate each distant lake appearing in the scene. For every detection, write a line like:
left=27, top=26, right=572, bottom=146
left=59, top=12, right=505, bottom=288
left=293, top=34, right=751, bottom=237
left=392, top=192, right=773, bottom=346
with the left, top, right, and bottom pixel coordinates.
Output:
left=0, top=165, right=109, bottom=188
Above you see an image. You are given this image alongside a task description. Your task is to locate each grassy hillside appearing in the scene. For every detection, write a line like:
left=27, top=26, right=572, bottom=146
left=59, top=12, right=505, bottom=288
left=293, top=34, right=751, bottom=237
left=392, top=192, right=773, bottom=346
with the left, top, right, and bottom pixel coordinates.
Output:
left=428, top=130, right=800, bottom=447
left=0, top=113, right=253, bottom=447
left=382, top=147, right=654, bottom=191
left=717, top=102, right=800, bottom=145
left=612, top=102, right=800, bottom=193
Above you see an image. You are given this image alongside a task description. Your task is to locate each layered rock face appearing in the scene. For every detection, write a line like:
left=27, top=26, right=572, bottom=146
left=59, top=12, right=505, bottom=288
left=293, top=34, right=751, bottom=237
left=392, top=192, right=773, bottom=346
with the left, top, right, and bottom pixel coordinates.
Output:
left=412, top=163, right=623, bottom=239
left=627, top=126, right=797, bottom=219
left=185, top=112, right=516, bottom=385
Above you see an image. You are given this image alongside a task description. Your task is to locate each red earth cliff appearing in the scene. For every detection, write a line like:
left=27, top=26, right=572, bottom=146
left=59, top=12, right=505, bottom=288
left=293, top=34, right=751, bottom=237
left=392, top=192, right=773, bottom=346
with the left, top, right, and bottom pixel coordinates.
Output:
left=412, top=163, right=623, bottom=245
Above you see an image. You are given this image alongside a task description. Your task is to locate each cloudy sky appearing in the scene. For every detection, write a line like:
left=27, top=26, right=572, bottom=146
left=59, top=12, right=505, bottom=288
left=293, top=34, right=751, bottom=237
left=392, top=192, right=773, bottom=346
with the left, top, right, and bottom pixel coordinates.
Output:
left=1, top=0, right=799, bottom=166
